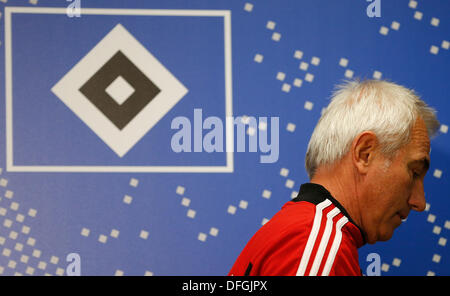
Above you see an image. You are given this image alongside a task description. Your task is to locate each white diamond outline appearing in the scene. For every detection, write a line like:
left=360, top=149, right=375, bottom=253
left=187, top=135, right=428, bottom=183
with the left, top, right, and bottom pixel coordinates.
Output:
left=52, top=23, right=188, bottom=157
left=5, top=7, right=234, bottom=173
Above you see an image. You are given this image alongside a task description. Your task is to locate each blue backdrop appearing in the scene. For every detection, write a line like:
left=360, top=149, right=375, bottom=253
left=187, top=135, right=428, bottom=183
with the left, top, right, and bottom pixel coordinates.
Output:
left=0, top=0, right=449, bottom=276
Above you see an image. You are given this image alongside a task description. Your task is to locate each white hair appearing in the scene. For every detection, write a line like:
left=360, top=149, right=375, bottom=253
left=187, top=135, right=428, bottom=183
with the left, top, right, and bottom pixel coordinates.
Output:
left=305, top=79, right=440, bottom=179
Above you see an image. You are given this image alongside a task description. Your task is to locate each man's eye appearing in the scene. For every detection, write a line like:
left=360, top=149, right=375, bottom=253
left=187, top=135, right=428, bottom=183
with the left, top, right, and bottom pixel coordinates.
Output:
left=413, top=171, right=420, bottom=178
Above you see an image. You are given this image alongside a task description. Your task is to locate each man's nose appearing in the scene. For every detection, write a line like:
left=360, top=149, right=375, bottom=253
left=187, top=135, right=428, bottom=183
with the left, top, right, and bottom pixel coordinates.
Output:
left=409, top=179, right=426, bottom=212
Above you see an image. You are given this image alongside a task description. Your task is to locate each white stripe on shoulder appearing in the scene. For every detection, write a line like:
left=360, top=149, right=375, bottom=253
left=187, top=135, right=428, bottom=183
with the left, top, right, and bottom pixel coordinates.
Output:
left=309, top=207, right=341, bottom=275
left=296, top=199, right=332, bottom=276
left=320, top=216, right=349, bottom=276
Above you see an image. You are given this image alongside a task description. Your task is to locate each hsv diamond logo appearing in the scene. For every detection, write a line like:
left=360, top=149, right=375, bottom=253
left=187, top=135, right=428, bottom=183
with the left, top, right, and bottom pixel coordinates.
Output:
left=7, top=7, right=230, bottom=172
left=52, top=24, right=188, bottom=157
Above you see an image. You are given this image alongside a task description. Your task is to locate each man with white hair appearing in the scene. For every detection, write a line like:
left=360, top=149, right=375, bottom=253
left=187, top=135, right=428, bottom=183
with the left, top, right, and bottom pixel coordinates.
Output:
left=229, top=79, right=440, bottom=276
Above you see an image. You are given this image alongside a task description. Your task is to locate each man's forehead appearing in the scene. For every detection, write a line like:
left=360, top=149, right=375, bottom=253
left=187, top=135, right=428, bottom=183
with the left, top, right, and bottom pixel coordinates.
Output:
left=411, top=118, right=431, bottom=152
left=410, top=139, right=430, bottom=160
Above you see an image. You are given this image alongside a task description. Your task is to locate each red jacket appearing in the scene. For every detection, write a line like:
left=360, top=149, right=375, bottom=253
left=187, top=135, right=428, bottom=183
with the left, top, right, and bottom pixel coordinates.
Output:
left=229, top=183, right=365, bottom=276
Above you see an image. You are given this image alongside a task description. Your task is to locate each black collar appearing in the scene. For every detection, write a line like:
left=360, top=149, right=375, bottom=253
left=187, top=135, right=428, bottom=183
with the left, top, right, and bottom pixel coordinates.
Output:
left=293, top=183, right=366, bottom=245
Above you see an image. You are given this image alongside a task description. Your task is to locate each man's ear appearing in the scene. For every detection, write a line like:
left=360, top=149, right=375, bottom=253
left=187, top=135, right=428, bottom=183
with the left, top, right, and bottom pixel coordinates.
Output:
left=351, top=131, right=379, bottom=174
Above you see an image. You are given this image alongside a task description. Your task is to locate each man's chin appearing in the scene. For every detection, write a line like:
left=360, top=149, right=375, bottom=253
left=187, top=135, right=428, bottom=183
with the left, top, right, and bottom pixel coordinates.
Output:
left=368, top=229, right=395, bottom=244
left=379, top=228, right=396, bottom=242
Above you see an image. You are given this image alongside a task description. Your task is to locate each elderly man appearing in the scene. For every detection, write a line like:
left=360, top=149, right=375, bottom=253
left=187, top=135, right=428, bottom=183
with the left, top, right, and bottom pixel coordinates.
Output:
left=229, top=79, right=440, bottom=276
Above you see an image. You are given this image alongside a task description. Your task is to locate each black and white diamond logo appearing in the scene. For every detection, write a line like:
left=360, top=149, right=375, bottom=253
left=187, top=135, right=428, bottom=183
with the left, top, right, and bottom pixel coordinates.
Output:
left=51, top=24, right=188, bottom=157
left=79, top=50, right=161, bottom=130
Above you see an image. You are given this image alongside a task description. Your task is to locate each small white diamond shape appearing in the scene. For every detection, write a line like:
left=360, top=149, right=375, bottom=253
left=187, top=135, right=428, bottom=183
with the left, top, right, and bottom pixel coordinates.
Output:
left=430, top=45, right=439, bottom=55
left=55, top=268, right=64, bottom=276
left=304, top=101, right=314, bottom=110
left=344, top=69, right=354, bottom=78
left=433, top=226, right=441, bottom=235
left=285, top=179, right=295, bottom=189
left=299, top=62, right=309, bottom=71
left=28, top=208, right=37, bottom=217
left=140, top=230, right=149, bottom=239
left=282, top=83, right=291, bottom=93
left=433, top=169, right=442, bottom=178
left=391, top=21, right=400, bottom=30
left=442, top=40, right=449, bottom=50
left=427, top=214, right=436, bottom=223
left=373, top=71, right=382, bottom=80
left=129, top=178, right=139, bottom=187
left=38, top=261, right=47, bottom=270
left=176, top=186, right=185, bottom=195
left=272, top=32, right=281, bottom=42
left=408, top=0, right=417, bottom=9
left=276, top=72, right=286, bottom=81
left=0, top=178, right=8, bottom=187
left=50, top=256, right=59, bottom=265
left=181, top=197, right=190, bottom=207
left=262, top=190, right=271, bottom=199
left=98, top=234, right=107, bottom=244
left=258, top=121, right=267, bottom=131
left=445, top=220, right=450, bottom=229
left=23, top=267, right=33, bottom=276
left=244, top=3, right=253, bottom=12
left=241, top=116, right=250, bottom=125
left=432, top=254, right=441, bottom=263
left=266, top=21, right=276, bottom=30
left=105, top=76, right=135, bottom=105
left=209, top=227, right=219, bottom=236
left=414, top=11, right=423, bottom=20
left=392, top=258, right=401, bottom=267
left=198, top=232, right=207, bottom=242
left=20, top=255, right=29, bottom=264
left=339, top=58, right=348, bottom=67
left=293, top=78, right=302, bottom=87
left=123, top=195, right=133, bottom=204
left=254, top=54, right=264, bottom=63
left=22, top=226, right=30, bottom=234
left=239, top=200, right=248, bottom=210
left=431, top=17, right=440, bottom=27
left=379, top=26, right=389, bottom=35
left=305, top=73, right=314, bottom=82
left=286, top=123, right=296, bottom=132
left=110, top=229, right=120, bottom=238
left=294, top=50, right=303, bottom=59
left=187, top=209, right=196, bottom=218
left=227, top=205, right=237, bottom=215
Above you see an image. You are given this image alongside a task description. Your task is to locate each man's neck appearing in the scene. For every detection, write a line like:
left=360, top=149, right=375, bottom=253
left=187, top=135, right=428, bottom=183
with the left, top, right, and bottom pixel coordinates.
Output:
left=310, top=167, right=363, bottom=230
